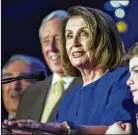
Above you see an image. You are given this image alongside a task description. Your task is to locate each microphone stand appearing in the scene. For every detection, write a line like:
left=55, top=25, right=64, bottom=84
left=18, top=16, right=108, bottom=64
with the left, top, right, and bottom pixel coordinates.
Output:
left=1, top=74, right=37, bottom=84
left=1, top=71, right=45, bottom=84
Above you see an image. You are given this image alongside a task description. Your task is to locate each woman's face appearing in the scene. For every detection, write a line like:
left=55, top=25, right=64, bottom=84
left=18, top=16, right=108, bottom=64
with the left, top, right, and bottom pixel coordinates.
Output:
left=65, top=16, right=92, bottom=69
left=127, top=56, right=138, bottom=105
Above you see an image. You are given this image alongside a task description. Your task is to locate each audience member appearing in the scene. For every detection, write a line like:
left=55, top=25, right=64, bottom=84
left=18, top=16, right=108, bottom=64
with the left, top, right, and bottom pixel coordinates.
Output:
left=2, top=54, right=47, bottom=120
left=15, top=10, right=81, bottom=122
left=105, top=42, right=138, bottom=134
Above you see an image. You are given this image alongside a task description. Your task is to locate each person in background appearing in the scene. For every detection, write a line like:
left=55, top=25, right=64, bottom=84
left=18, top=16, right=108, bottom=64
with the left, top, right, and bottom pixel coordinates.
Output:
left=2, top=54, right=47, bottom=120
left=105, top=42, right=138, bottom=134
left=15, top=10, right=81, bottom=122
left=5, top=6, right=137, bottom=135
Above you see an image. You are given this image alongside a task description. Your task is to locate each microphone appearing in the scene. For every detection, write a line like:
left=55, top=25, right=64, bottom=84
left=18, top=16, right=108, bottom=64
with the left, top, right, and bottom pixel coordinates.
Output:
left=1, top=71, right=46, bottom=84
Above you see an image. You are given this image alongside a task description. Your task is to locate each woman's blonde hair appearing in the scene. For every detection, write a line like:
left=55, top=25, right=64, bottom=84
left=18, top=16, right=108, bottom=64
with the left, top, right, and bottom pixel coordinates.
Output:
left=60, top=5, right=124, bottom=77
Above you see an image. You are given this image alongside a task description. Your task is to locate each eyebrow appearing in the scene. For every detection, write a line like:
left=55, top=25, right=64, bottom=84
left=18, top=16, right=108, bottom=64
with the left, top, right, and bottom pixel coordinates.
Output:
left=131, top=65, right=138, bottom=71
left=65, top=27, right=88, bottom=32
left=41, top=38, right=48, bottom=42
left=2, top=73, right=13, bottom=77
left=42, top=35, right=59, bottom=40
left=2, top=72, right=30, bottom=77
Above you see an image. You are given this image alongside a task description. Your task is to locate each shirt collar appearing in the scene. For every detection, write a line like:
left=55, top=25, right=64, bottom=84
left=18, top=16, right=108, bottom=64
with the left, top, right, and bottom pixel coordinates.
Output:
left=51, top=73, right=75, bottom=86
left=8, top=114, right=14, bottom=120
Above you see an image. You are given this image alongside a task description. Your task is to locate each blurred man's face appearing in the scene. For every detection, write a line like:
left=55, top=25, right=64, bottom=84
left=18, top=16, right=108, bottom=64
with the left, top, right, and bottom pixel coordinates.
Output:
left=127, top=56, right=138, bottom=104
left=41, top=18, right=64, bottom=76
left=2, top=60, right=33, bottom=118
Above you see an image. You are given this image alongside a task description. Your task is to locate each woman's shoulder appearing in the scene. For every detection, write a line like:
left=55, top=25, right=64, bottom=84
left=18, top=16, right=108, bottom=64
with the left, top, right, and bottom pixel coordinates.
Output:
left=110, top=66, right=129, bottom=74
left=107, top=66, right=130, bottom=82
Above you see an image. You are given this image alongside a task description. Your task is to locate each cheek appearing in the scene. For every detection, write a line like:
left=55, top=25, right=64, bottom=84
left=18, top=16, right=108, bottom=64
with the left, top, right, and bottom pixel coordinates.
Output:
left=66, top=45, right=70, bottom=55
left=42, top=47, right=48, bottom=55
left=2, top=89, right=9, bottom=103
left=21, top=81, right=32, bottom=89
left=81, top=38, right=90, bottom=47
left=133, top=76, right=138, bottom=87
left=66, top=48, right=73, bottom=62
left=136, top=80, right=138, bottom=88
left=87, top=51, right=91, bottom=58
left=2, top=85, right=9, bottom=92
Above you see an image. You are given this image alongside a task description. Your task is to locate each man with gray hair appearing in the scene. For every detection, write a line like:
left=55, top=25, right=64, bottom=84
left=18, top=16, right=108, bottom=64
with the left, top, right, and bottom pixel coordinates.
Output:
left=2, top=54, right=47, bottom=120
left=15, top=10, right=81, bottom=122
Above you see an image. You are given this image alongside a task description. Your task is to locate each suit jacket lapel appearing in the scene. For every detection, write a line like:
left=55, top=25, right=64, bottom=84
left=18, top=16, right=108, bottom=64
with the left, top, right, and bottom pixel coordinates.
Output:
left=31, top=76, right=52, bottom=121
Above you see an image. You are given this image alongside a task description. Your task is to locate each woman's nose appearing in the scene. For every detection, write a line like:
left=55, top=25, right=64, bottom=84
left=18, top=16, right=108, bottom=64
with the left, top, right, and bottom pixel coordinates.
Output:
left=126, top=78, right=134, bottom=86
left=73, top=36, right=81, bottom=47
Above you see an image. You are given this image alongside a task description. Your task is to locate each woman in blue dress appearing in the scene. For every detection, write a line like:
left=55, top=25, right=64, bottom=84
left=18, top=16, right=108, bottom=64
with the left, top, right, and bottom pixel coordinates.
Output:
left=57, top=5, right=134, bottom=126
left=4, top=5, right=137, bottom=134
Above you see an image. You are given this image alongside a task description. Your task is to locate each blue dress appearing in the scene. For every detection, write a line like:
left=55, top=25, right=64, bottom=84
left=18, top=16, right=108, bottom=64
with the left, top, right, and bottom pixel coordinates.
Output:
left=57, top=67, right=137, bottom=126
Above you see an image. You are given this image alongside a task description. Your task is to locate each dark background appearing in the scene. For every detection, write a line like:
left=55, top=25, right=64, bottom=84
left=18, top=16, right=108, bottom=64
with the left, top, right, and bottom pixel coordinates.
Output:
left=1, top=0, right=138, bottom=121
left=1, top=0, right=107, bottom=68
left=2, top=0, right=138, bottom=68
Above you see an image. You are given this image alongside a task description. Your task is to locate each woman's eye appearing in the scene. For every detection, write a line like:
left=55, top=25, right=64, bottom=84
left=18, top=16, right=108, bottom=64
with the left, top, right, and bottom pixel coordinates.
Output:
left=42, top=40, right=50, bottom=47
left=80, top=31, right=89, bottom=37
left=66, top=34, right=73, bottom=39
left=43, top=40, right=49, bottom=44
left=134, top=69, right=138, bottom=73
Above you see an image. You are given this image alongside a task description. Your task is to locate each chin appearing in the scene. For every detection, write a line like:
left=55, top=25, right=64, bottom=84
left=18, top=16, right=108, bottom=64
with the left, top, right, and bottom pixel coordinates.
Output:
left=10, top=105, right=18, bottom=111
left=72, top=61, right=84, bottom=68
left=71, top=58, right=89, bottom=68
left=51, top=67, right=63, bottom=74
left=133, top=97, right=138, bottom=105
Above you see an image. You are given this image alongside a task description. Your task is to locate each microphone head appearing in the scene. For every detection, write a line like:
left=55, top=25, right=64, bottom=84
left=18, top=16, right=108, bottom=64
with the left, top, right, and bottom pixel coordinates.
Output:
left=35, top=71, right=46, bottom=81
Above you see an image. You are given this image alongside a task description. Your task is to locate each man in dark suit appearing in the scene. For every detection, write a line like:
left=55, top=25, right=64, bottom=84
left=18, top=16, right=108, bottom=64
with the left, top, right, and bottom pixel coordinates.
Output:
left=16, top=10, right=81, bottom=122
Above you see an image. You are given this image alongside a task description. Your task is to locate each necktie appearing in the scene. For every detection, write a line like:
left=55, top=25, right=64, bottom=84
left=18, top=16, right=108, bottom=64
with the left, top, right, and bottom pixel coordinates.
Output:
left=41, top=78, right=64, bottom=123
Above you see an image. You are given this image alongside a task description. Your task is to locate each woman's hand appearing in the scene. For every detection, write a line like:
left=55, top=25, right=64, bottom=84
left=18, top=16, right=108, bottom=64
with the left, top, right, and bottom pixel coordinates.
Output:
left=105, top=122, right=132, bottom=134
